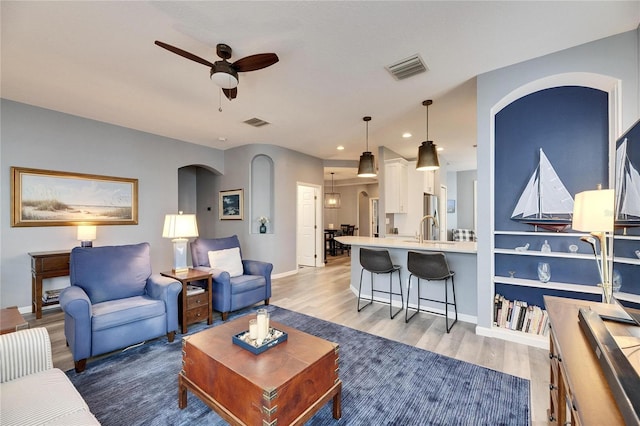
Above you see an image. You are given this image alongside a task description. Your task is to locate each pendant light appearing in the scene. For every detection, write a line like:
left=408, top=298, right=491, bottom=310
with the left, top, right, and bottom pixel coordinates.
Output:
left=324, top=172, right=341, bottom=208
left=416, top=100, right=440, bottom=171
left=358, top=116, right=377, bottom=177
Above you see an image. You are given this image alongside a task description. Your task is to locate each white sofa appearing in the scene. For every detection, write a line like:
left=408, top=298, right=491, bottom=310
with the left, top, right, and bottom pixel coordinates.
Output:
left=0, top=327, right=100, bottom=425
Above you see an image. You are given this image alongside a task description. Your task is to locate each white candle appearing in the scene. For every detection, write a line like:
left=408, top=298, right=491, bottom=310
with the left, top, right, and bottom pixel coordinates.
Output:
left=256, top=311, right=267, bottom=341
left=249, top=319, right=258, bottom=340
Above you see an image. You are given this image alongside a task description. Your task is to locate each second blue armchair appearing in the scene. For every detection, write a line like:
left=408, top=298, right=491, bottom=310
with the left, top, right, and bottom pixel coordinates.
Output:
left=191, top=235, right=272, bottom=320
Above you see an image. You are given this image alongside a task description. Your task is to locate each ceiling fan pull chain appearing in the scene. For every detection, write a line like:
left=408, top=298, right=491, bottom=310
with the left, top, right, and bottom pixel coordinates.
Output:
left=219, top=88, right=223, bottom=112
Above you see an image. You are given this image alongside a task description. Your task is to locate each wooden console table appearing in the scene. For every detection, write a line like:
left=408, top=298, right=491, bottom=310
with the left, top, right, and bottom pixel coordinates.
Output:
left=29, top=250, right=70, bottom=319
left=544, top=296, right=640, bottom=425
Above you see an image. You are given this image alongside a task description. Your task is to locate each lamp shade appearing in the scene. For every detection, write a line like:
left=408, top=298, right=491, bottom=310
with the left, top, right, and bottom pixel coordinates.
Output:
left=77, top=225, right=97, bottom=247
left=324, top=193, right=341, bottom=208
left=162, top=213, right=199, bottom=239
left=572, top=189, right=614, bottom=232
left=357, top=152, right=377, bottom=177
left=416, top=141, right=440, bottom=171
left=77, top=225, right=97, bottom=241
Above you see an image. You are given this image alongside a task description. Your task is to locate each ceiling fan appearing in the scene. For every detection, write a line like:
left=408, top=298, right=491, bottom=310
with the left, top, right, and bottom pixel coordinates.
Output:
left=154, top=40, right=279, bottom=100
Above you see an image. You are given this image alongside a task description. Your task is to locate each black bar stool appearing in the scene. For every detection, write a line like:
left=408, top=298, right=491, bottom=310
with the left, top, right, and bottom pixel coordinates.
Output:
left=405, top=251, right=458, bottom=332
left=357, top=248, right=403, bottom=319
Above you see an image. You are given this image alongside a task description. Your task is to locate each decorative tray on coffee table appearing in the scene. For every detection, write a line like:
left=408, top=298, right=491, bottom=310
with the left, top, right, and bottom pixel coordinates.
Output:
left=232, top=328, right=288, bottom=355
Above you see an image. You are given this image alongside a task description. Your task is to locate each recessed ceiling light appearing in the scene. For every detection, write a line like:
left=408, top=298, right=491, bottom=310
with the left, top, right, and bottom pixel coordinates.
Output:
left=436, top=147, right=444, bottom=152
left=402, top=132, right=412, bottom=138
left=337, top=146, right=345, bottom=150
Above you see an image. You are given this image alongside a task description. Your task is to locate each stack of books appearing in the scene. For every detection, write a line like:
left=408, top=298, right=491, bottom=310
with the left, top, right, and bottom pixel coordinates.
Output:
left=42, top=288, right=62, bottom=303
left=493, top=294, right=549, bottom=336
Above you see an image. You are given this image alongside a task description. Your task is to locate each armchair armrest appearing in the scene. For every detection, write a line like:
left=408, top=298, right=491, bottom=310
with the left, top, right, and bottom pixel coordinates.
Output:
left=146, top=274, right=182, bottom=334
left=0, top=328, right=53, bottom=383
left=243, top=260, right=273, bottom=299
left=243, top=259, right=273, bottom=277
left=59, top=286, right=93, bottom=362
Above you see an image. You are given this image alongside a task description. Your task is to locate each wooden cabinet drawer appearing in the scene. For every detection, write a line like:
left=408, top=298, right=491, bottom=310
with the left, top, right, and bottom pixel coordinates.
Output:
left=187, top=293, right=208, bottom=309
left=185, top=306, right=208, bottom=324
left=31, top=253, right=70, bottom=273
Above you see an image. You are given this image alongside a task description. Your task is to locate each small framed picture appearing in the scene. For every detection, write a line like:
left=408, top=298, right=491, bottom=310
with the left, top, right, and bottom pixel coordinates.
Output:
left=447, top=199, right=456, bottom=214
left=219, top=189, right=243, bottom=220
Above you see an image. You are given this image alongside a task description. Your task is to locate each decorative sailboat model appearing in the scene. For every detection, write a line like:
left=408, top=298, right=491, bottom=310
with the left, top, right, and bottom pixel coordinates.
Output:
left=511, top=148, right=575, bottom=232
left=615, top=138, right=640, bottom=230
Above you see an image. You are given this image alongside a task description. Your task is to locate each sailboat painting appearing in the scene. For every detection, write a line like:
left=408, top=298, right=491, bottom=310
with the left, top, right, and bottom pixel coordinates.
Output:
left=615, top=138, right=640, bottom=229
left=511, top=148, right=574, bottom=232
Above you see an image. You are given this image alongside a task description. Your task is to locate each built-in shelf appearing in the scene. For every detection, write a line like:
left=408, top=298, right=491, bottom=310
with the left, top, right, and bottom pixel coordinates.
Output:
left=494, top=248, right=593, bottom=260
left=493, top=276, right=601, bottom=294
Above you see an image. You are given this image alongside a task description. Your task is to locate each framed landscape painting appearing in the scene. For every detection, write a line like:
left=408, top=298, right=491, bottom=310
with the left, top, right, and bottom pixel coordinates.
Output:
left=11, top=167, right=138, bottom=227
left=219, top=189, right=243, bottom=220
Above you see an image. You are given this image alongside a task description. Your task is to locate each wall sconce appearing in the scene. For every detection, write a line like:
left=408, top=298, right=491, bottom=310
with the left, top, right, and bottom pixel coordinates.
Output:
left=324, top=172, right=341, bottom=209
left=416, top=100, right=440, bottom=171
left=162, top=211, right=199, bottom=273
left=572, top=188, right=614, bottom=303
left=77, top=225, right=97, bottom=247
left=357, top=116, right=377, bottom=177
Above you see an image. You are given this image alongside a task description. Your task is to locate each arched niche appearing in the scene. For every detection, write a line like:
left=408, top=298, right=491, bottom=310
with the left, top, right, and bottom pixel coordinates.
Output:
left=251, top=155, right=274, bottom=234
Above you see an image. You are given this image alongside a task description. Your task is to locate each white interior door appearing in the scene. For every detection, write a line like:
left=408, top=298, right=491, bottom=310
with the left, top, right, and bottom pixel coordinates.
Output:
left=297, top=183, right=320, bottom=267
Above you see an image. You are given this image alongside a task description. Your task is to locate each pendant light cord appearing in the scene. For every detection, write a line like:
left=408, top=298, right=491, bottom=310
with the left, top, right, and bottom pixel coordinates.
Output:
left=363, top=116, right=372, bottom=152
left=426, top=103, right=429, bottom=141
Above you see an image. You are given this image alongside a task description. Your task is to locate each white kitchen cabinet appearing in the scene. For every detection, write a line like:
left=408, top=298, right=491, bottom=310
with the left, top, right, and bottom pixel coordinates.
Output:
left=385, top=158, right=408, bottom=213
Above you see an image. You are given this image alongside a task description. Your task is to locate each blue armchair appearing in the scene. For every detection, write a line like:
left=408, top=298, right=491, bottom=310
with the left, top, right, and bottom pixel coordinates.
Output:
left=190, top=235, right=272, bottom=320
left=60, top=243, right=181, bottom=373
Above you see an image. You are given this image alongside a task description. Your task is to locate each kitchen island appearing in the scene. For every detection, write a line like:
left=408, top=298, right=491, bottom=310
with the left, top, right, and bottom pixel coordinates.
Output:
left=334, top=236, right=478, bottom=322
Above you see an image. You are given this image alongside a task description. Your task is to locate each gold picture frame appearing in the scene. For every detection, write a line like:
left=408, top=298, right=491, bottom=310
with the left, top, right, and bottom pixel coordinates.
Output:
left=11, top=166, right=138, bottom=227
left=219, top=189, right=244, bottom=220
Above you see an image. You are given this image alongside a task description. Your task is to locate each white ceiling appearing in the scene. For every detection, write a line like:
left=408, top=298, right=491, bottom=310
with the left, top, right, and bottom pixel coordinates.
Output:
left=2, top=1, right=639, bottom=180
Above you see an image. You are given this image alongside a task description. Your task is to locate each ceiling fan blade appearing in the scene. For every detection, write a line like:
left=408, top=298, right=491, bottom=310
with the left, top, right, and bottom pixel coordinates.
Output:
left=223, top=87, right=238, bottom=100
left=154, top=40, right=215, bottom=68
left=232, top=53, right=279, bottom=72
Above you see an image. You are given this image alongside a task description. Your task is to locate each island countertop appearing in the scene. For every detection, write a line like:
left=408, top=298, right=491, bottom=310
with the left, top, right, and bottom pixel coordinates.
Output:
left=334, top=236, right=477, bottom=254
left=335, top=235, right=478, bottom=320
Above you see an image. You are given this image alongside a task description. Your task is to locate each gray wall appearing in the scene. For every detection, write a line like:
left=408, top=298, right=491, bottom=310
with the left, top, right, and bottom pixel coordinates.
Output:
left=476, top=29, right=640, bottom=330
left=456, top=170, right=477, bottom=230
left=1, top=100, right=324, bottom=310
left=210, top=144, right=324, bottom=274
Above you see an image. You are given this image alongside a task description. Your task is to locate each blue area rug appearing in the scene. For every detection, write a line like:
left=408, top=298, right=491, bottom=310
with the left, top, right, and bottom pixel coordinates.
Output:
left=67, top=306, right=530, bottom=425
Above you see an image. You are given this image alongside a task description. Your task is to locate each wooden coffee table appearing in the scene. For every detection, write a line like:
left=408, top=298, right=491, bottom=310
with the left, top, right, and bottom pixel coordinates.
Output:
left=0, top=307, right=29, bottom=335
left=179, top=317, right=342, bottom=425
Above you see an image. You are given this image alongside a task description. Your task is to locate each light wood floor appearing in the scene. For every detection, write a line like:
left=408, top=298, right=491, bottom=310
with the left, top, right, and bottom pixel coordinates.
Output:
left=24, top=253, right=550, bottom=425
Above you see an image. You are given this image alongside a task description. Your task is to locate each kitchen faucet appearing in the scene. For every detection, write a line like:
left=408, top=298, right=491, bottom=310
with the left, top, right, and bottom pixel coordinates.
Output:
left=418, top=215, right=438, bottom=244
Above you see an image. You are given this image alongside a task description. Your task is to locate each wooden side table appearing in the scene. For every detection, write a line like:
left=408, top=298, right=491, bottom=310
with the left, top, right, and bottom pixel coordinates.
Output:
left=160, top=269, right=213, bottom=334
left=28, top=250, right=71, bottom=319
left=0, top=307, right=29, bottom=335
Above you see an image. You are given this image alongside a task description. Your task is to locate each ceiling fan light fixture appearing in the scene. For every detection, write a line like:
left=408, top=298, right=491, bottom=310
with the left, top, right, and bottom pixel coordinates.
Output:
left=358, top=116, right=377, bottom=177
left=211, top=70, right=239, bottom=89
left=416, top=100, right=440, bottom=171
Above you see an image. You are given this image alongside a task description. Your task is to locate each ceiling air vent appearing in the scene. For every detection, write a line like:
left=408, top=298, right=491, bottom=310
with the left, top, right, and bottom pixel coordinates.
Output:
left=385, top=54, right=428, bottom=81
left=244, top=117, right=270, bottom=127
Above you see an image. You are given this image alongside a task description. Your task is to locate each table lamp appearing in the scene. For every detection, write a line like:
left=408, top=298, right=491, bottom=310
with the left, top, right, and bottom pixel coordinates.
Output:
left=162, top=212, right=199, bottom=273
left=77, top=225, right=97, bottom=247
left=572, top=188, right=615, bottom=303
